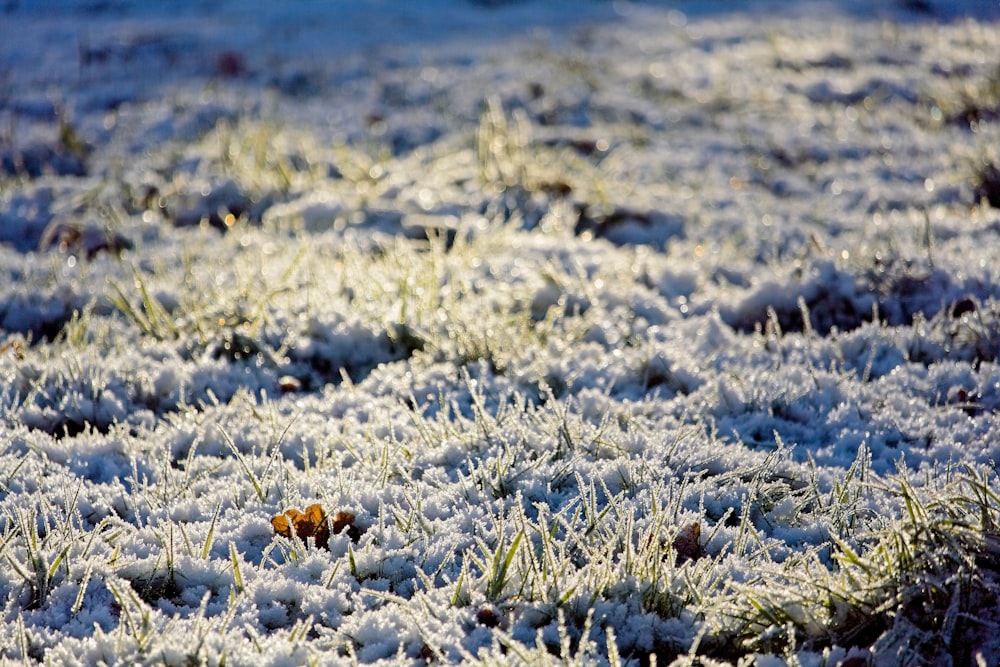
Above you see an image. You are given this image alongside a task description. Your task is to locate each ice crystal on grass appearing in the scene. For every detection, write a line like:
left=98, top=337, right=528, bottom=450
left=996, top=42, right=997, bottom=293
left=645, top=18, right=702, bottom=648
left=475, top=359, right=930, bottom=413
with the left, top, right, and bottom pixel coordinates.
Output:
left=2, top=1, right=1000, bottom=665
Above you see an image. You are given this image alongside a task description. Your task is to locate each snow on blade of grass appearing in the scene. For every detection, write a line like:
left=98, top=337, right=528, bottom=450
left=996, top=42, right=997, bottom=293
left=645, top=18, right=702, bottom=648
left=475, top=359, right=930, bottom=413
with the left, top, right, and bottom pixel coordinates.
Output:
left=3, top=1, right=1000, bottom=665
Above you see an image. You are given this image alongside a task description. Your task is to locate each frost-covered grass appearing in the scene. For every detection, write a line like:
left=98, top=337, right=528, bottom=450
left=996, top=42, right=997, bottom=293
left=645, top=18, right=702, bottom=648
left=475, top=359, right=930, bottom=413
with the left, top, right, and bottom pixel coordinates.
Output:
left=3, top=1, right=1000, bottom=665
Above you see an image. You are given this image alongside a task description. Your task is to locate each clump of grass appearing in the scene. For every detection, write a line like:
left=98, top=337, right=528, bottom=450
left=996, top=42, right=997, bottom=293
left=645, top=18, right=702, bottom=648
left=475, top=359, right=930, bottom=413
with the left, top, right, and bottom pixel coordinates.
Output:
left=108, top=270, right=178, bottom=343
left=210, top=118, right=332, bottom=199
left=474, top=95, right=610, bottom=223
left=934, top=61, right=1000, bottom=129
left=106, top=236, right=309, bottom=367
left=339, top=224, right=562, bottom=375
left=477, top=96, right=531, bottom=195
left=701, top=466, right=1000, bottom=664
left=2, top=508, right=71, bottom=611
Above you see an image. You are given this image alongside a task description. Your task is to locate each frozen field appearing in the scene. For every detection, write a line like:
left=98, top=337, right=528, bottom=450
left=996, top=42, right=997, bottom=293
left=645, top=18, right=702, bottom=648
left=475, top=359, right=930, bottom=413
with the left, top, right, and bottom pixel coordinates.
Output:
left=2, top=1, right=1000, bottom=664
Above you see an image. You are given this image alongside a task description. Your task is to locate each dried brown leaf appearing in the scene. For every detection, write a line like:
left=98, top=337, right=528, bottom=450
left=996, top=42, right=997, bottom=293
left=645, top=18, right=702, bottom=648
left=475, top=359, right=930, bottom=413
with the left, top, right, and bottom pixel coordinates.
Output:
left=672, top=522, right=703, bottom=564
left=271, top=503, right=331, bottom=549
left=332, top=511, right=364, bottom=542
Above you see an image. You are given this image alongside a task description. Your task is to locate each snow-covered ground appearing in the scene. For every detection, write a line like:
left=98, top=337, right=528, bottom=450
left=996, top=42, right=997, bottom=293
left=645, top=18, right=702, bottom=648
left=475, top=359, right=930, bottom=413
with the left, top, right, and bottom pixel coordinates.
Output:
left=2, top=1, right=1000, bottom=664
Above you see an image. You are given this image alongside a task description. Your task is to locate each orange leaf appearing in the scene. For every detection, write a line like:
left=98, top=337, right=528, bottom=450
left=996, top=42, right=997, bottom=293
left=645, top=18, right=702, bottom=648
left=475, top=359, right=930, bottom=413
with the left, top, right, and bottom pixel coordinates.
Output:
left=271, top=504, right=331, bottom=550
left=304, top=504, right=326, bottom=524
left=271, top=514, right=293, bottom=539
left=304, top=504, right=330, bottom=549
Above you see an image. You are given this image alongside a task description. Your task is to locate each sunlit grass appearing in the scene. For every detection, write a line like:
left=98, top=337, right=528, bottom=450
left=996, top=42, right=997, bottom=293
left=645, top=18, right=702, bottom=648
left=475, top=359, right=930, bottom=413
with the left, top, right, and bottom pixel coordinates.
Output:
left=2, top=10, right=1000, bottom=666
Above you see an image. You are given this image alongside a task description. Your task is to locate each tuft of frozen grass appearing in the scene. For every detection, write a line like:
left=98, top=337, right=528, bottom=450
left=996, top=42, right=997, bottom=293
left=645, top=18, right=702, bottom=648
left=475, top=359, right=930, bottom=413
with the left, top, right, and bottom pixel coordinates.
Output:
left=3, top=1, right=1000, bottom=665
left=696, top=466, right=1000, bottom=665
